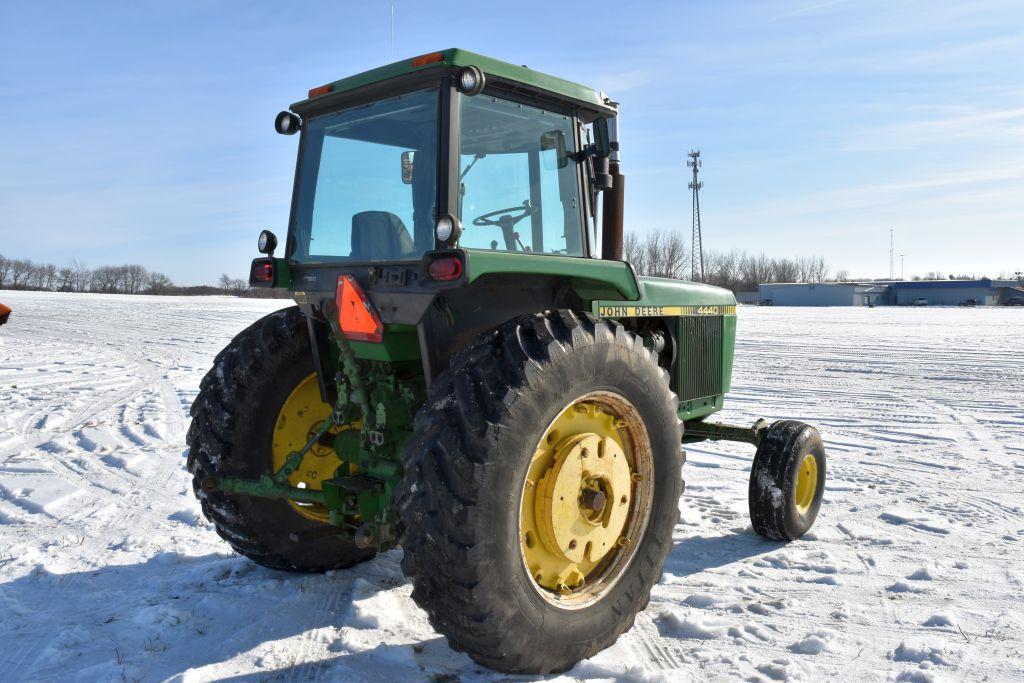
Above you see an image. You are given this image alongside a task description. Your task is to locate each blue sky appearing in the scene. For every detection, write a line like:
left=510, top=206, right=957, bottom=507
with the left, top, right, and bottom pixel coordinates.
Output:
left=1, top=1, right=1022, bottom=284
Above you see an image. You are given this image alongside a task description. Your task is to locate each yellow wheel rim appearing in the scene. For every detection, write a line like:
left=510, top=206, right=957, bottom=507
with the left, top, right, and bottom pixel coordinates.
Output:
left=794, top=453, right=818, bottom=515
left=271, top=372, right=358, bottom=522
left=519, top=392, right=654, bottom=608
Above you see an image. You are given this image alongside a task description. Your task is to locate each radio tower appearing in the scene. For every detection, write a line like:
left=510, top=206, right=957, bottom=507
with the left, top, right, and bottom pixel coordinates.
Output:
left=688, top=150, right=705, bottom=282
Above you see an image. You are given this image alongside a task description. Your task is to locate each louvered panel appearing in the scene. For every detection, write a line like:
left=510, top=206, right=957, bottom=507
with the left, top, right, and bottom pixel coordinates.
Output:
left=679, top=315, right=723, bottom=401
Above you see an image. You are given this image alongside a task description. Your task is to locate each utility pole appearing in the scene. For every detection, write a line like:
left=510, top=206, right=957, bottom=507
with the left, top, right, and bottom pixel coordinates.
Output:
left=900, top=254, right=905, bottom=280
left=889, top=229, right=895, bottom=280
left=688, top=150, right=704, bottom=282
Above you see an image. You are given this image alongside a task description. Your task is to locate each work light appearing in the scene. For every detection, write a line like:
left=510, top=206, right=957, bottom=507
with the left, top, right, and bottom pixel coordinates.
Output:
left=257, top=230, right=278, bottom=255
left=274, top=111, right=301, bottom=135
left=457, top=66, right=485, bottom=96
left=435, top=215, right=461, bottom=244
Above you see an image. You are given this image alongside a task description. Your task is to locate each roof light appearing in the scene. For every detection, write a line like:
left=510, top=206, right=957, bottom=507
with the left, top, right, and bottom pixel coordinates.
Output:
left=411, top=52, right=444, bottom=67
left=274, top=111, right=301, bottom=135
left=457, top=66, right=485, bottom=96
left=335, top=275, right=383, bottom=343
left=257, top=230, right=278, bottom=255
left=428, top=256, right=463, bottom=282
left=308, top=84, right=333, bottom=98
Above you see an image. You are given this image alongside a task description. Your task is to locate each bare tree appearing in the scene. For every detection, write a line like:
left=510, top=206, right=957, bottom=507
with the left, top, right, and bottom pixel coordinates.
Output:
left=91, top=265, right=120, bottom=293
left=0, top=255, right=10, bottom=288
left=71, top=260, right=91, bottom=292
left=57, top=266, right=75, bottom=292
left=10, top=259, right=33, bottom=289
left=219, top=273, right=233, bottom=292
left=41, top=263, right=57, bottom=290
left=624, top=230, right=689, bottom=279
left=122, top=264, right=147, bottom=294
left=146, top=271, right=173, bottom=294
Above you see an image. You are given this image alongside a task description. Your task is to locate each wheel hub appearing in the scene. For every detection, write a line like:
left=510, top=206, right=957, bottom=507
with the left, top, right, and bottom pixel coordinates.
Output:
left=536, top=433, right=632, bottom=565
left=520, top=397, right=651, bottom=599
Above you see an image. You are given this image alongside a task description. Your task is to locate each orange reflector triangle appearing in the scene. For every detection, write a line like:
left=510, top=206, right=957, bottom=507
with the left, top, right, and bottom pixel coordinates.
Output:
left=335, top=275, right=383, bottom=343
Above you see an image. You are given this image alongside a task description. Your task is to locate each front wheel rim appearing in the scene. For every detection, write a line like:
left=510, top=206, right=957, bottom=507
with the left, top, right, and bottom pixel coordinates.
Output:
left=518, top=392, right=655, bottom=609
left=794, top=453, right=818, bottom=515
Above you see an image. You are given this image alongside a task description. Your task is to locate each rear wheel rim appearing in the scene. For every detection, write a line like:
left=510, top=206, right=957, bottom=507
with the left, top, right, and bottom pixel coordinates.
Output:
left=271, top=372, right=356, bottom=523
left=518, top=391, right=655, bottom=609
left=794, top=453, right=818, bottom=515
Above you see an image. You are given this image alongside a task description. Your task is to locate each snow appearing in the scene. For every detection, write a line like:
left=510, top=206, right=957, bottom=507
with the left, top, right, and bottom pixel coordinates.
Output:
left=1, top=292, right=1023, bottom=681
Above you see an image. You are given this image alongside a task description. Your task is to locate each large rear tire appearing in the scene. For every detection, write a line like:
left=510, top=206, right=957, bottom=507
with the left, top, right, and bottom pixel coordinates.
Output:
left=398, top=311, right=683, bottom=674
left=186, top=306, right=375, bottom=572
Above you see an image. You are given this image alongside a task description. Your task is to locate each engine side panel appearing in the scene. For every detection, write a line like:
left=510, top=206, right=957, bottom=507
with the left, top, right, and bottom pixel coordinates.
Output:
left=593, top=276, right=737, bottom=421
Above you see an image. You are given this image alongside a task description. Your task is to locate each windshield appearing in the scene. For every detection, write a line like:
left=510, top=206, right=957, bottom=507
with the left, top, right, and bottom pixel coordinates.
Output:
left=291, top=88, right=439, bottom=262
left=458, top=95, right=585, bottom=256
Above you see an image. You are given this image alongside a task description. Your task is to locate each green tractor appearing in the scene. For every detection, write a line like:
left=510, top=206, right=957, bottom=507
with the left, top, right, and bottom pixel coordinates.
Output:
left=186, top=49, right=826, bottom=674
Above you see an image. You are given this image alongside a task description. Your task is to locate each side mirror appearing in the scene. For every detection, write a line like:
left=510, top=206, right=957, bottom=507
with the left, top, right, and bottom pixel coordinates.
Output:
left=593, top=117, right=611, bottom=159
left=257, top=230, right=278, bottom=256
left=275, top=111, right=301, bottom=135
left=401, top=151, right=415, bottom=184
left=540, top=130, right=568, bottom=169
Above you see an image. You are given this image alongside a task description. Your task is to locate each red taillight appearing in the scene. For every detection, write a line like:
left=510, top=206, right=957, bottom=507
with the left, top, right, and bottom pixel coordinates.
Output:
left=250, top=259, right=274, bottom=284
left=411, top=52, right=444, bottom=67
left=335, top=275, right=383, bottom=343
left=308, top=84, right=333, bottom=98
left=427, top=256, right=463, bottom=281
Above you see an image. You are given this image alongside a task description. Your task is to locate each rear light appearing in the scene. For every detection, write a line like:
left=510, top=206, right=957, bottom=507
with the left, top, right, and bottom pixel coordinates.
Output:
left=250, top=258, right=274, bottom=286
left=411, top=52, right=444, bottom=67
left=335, top=275, right=383, bottom=343
left=427, top=256, right=463, bottom=281
left=308, top=84, right=333, bottom=98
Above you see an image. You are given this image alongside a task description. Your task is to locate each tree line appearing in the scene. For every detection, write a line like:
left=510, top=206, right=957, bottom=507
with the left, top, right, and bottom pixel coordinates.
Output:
left=0, top=254, right=285, bottom=298
left=623, top=230, right=832, bottom=292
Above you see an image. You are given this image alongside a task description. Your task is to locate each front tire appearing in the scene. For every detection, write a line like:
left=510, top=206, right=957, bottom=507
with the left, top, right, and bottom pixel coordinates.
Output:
left=398, top=311, right=683, bottom=674
left=186, top=306, right=375, bottom=572
left=748, top=420, right=826, bottom=540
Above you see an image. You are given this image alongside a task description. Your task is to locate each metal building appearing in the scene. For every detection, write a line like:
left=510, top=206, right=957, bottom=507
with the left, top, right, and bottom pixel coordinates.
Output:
left=889, top=279, right=1022, bottom=306
left=754, top=279, right=1024, bottom=306
left=758, top=283, right=886, bottom=307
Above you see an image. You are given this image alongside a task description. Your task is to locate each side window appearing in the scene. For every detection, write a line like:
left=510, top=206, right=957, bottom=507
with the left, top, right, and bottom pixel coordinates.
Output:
left=458, top=95, right=584, bottom=255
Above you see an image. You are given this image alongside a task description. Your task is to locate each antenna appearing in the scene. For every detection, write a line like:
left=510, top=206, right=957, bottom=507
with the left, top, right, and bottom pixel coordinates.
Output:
left=389, top=0, right=395, bottom=60
left=688, top=150, right=705, bottom=282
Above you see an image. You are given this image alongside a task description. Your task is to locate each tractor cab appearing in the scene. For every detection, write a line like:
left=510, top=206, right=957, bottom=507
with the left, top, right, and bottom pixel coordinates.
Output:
left=268, top=49, right=618, bottom=269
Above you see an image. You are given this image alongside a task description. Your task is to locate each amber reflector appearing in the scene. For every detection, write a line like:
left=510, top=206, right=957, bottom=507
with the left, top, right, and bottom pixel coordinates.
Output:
left=335, top=275, right=383, bottom=343
left=308, top=84, right=333, bottom=98
left=411, top=52, right=444, bottom=67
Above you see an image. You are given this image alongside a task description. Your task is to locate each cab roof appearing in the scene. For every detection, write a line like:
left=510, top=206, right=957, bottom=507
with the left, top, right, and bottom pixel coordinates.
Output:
left=291, top=48, right=616, bottom=115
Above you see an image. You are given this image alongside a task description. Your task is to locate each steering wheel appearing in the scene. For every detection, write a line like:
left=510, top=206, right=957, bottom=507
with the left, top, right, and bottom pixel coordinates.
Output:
left=472, top=201, right=533, bottom=252
left=472, top=202, right=533, bottom=227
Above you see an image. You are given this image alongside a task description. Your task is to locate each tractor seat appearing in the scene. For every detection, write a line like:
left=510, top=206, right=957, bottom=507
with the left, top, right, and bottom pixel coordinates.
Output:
left=351, top=211, right=416, bottom=261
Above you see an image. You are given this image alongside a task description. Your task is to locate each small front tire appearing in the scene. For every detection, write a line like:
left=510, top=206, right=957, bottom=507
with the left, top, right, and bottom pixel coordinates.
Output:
left=748, top=420, right=826, bottom=540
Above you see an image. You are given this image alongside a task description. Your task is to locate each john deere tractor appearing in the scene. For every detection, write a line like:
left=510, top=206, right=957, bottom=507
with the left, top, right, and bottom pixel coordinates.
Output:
left=186, top=49, right=826, bottom=674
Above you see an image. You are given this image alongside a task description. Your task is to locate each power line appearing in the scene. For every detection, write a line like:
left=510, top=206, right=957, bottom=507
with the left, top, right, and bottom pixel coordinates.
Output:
left=688, top=150, right=704, bottom=282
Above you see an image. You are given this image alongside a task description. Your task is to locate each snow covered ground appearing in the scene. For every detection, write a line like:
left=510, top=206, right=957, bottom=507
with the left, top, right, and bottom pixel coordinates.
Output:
left=1, top=291, right=1022, bottom=682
